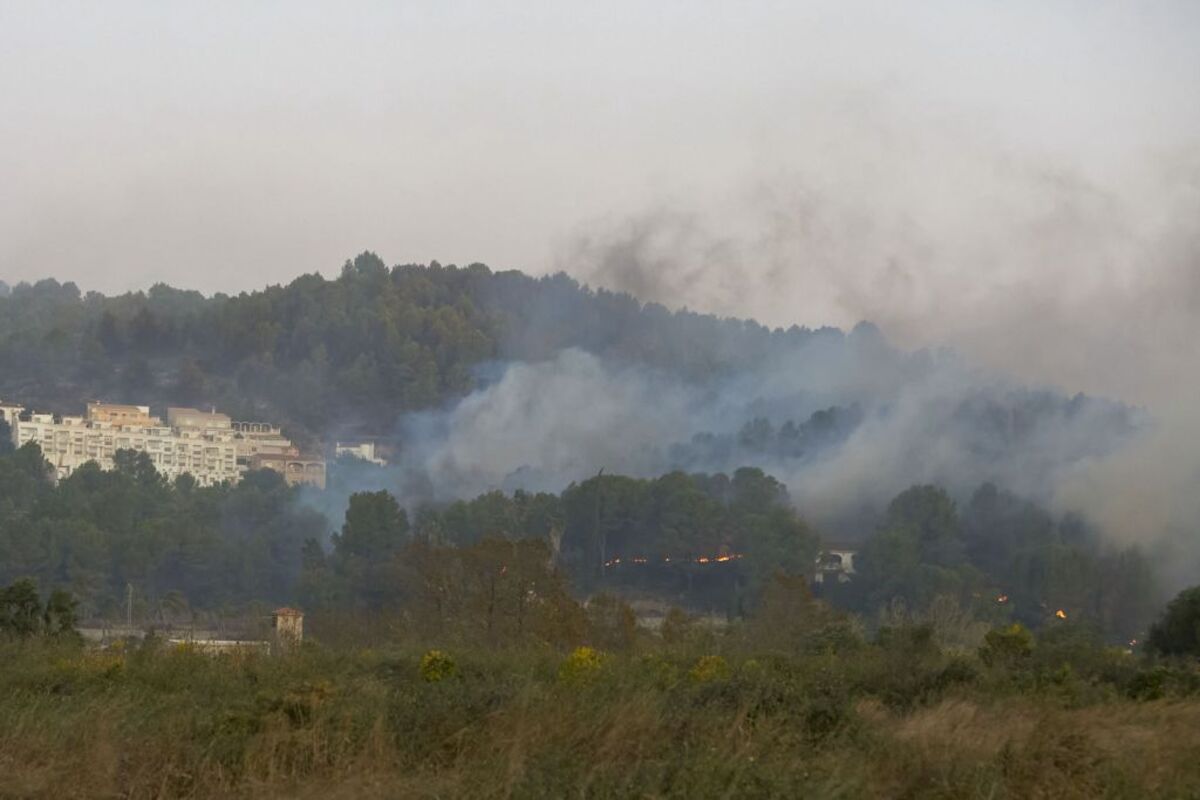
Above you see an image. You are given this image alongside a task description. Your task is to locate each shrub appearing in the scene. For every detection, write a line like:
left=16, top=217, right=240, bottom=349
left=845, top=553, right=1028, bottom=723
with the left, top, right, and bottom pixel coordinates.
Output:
left=419, top=649, right=458, bottom=683
left=689, top=655, right=732, bottom=684
left=933, top=656, right=981, bottom=692
left=979, top=623, right=1034, bottom=667
left=559, top=646, right=605, bottom=684
left=269, top=680, right=334, bottom=726
left=635, top=653, right=680, bottom=688
left=1126, top=664, right=1200, bottom=701
left=803, top=694, right=850, bottom=742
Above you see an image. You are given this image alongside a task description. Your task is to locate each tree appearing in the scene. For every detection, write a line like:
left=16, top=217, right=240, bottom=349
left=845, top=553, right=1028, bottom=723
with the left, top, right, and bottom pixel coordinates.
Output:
left=328, top=491, right=411, bottom=612
left=737, top=505, right=820, bottom=602
left=396, top=536, right=583, bottom=646
left=852, top=485, right=981, bottom=613
left=0, top=579, right=43, bottom=637
left=1147, top=585, right=1200, bottom=658
left=585, top=593, right=637, bottom=651
left=746, top=573, right=857, bottom=655
left=114, top=449, right=164, bottom=489
left=43, top=589, right=79, bottom=636
left=335, top=491, right=409, bottom=561
left=121, top=356, right=155, bottom=394
left=737, top=417, right=774, bottom=451
left=979, top=623, right=1034, bottom=667
left=174, top=358, right=207, bottom=404
left=886, top=485, right=963, bottom=566
left=730, top=467, right=788, bottom=512
left=0, top=441, right=326, bottom=616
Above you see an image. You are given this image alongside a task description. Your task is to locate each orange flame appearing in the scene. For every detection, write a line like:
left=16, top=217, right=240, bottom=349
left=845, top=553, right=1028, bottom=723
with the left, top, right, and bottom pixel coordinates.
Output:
left=1055, top=609, right=1067, bottom=620
left=996, top=594, right=1009, bottom=604
left=604, top=553, right=744, bottom=568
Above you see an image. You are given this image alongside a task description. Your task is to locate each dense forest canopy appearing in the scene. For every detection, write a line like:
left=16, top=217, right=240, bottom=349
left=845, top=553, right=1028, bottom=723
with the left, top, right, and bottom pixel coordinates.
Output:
left=0, top=253, right=832, bottom=440
left=0, top=255, right=1168, bottom=645
left=0, top=440, right=1159, bottom=642
left=0, top=255, right=1137, bottom=512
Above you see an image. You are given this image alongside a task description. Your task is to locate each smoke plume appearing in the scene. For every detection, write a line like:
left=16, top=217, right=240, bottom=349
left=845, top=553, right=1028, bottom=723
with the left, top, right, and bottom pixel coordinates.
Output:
left=546, top=111, right=1200, bottom=582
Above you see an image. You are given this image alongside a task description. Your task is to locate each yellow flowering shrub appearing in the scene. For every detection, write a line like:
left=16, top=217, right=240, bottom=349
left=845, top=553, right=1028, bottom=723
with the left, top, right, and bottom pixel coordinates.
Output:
left=558, top=646, right=605, bottom=684
left=419, top=649, right=459, bottom=683
left=688, top=655, right=731, bottom=684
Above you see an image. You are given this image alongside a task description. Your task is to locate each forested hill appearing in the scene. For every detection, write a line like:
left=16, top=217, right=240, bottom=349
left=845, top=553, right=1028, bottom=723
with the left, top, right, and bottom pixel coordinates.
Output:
left=0, top=251, right=1141, bottom=524
left=0, top=252, right=836, bottom=441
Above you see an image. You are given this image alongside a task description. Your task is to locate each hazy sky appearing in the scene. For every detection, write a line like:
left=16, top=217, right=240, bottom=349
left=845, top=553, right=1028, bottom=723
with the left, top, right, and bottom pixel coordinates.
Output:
left=2, top=2, right=1198, bottom=398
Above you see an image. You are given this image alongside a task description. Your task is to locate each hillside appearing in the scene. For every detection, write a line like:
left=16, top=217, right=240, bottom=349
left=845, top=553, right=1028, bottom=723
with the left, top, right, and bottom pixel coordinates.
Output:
left=0, top=253, right=1139, bottom=530
left=0, top=253, right=828, bottom=440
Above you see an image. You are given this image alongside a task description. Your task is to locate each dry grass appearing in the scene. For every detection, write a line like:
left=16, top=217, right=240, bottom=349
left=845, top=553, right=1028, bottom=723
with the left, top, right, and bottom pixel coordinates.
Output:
left=855, top=696, right=1200, bottom=799
left=0, top=637, right=1198, bottom=799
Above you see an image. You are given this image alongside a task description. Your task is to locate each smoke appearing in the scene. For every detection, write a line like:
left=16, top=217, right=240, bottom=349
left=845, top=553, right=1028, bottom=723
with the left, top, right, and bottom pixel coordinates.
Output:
left=353, top=103, right=1200, bottom=582
left=396, top=350, right=698, bottom=500
left=547, top=109, right=1200, bottom=579
left=374, top=323, right=1140, bottom=549
left=557, top=133, right=1199, bottom=414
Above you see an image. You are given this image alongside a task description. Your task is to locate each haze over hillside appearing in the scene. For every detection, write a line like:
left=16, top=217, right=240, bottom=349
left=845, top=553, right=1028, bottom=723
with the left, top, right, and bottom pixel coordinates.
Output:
left=0, top=259, right=1164, bottom=643
left=0, top=260, right=1146, bottom=555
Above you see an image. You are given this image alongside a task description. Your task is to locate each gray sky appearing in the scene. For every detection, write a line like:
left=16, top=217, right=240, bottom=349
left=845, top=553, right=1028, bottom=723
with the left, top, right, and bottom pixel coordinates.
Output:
left=2, top=2, right=1198, bottom=396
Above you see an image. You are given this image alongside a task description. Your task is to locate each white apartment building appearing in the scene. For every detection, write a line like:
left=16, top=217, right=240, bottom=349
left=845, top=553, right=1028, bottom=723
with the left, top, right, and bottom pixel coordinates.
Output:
left=230, top=420, right=299, bottom=461
left=0, top=402, right=240, bottom=486
left=167, top=410, right=296, bottom=462
left=0, top=401, right=328, bottom=489
left=334, top=440, right=387, bottom=466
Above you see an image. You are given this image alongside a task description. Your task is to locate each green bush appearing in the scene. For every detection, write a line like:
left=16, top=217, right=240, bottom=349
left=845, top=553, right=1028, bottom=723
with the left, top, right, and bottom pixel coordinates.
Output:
left=419, top=649, right=459, bottom=683
left=979, top=623, right=1034, bottom=667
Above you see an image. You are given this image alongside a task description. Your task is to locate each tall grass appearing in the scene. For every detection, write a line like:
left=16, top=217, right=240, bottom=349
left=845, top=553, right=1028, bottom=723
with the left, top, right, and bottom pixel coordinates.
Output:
left=0, top=624, right=1198, bottom=798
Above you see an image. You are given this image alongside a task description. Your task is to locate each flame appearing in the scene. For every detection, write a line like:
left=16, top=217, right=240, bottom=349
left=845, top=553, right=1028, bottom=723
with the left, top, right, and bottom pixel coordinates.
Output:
left=1128, top=638, right=1138, bottom=647
left=996, top=594, right=1009, bottom=604
left=603, top=552, right=744, bottom=568
left=1055, top=609, right=1067, bottom=620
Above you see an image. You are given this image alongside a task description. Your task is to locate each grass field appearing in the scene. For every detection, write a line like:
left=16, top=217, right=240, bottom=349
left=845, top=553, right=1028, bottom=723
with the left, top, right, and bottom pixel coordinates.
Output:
left=2, top=615, right=1199, bottom=799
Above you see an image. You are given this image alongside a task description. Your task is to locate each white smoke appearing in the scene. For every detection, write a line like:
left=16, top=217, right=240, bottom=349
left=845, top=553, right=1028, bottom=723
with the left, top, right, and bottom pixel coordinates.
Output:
left=548, top=99, right=1200, bottom=575
left=388, top=332, right=1141, bottom=543
left=396, top=350, right=698, bottom=500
